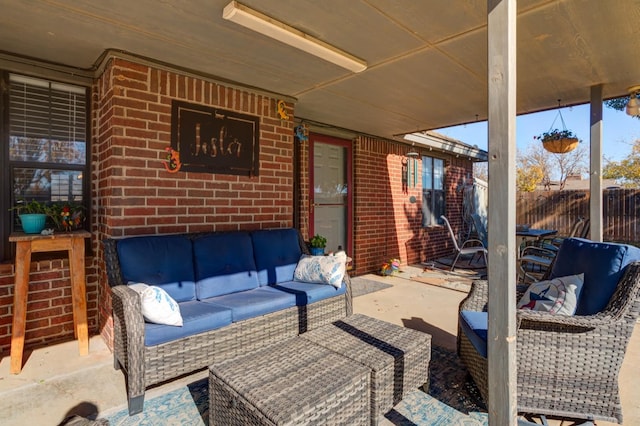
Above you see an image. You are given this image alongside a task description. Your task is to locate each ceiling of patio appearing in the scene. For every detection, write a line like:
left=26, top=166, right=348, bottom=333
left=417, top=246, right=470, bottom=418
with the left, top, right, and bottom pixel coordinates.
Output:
left=2, top=0, right=639, bottom=140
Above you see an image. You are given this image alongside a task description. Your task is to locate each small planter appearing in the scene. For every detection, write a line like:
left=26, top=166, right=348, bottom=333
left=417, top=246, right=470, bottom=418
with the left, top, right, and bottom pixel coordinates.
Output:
left=19, top=213, right=47, bottom=234
left=542, top=137, right=579, bottom=154
left=310, top=247, right=325, bottom=256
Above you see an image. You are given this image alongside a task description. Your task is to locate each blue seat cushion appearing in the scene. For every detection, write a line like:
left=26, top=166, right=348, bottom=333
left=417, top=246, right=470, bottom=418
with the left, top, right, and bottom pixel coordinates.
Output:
left=193, top=232, right=259, bottom=299
left=550, top=238, right=640, bottom=315
left=117, top=235, right=196, bottom=302
left=459, top=310, right=488, bottom=358
left=144, top=300, right=232, bottom=346
left=200, top=287, right=296, bottom=322
left=251, top=229, right=302, bottom=285
left=271, top=280, right=346, bottom=306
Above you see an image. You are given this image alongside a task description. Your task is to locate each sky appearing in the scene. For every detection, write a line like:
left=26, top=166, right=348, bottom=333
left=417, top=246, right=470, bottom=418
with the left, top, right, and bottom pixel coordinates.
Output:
left=434, top=103, right=640, bottom=163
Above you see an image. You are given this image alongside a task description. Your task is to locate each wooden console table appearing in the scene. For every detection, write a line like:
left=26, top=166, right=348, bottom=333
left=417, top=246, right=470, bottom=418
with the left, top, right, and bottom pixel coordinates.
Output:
left=9, top=230, right=91, bottom=374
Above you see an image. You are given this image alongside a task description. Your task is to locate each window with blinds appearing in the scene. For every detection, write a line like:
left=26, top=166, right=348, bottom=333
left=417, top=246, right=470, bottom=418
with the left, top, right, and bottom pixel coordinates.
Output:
left=9, top=74, right=86, bottom=165
left=2, top=73, right=89, bottom=260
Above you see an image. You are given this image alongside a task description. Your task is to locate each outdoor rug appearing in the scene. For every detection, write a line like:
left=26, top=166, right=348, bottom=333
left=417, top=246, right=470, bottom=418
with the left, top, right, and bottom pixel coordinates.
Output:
left=351, top=276, right=393, bottom=297
left=102, top=345, right=488, bottom=425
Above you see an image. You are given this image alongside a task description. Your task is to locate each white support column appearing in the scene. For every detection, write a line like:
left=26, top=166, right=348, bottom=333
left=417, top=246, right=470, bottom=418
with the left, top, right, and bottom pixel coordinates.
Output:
left=487, top=0, right=518, bottom=424
left=590, top=85, right=603, bottom=242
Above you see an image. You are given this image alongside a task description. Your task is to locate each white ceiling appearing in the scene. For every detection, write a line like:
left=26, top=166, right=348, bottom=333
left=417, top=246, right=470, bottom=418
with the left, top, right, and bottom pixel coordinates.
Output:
left=1, top=0, right=639, bottom=140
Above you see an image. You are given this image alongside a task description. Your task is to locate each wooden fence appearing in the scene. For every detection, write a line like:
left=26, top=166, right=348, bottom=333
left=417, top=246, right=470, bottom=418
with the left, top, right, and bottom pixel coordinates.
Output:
left=516, top=189, right=640, bottom=244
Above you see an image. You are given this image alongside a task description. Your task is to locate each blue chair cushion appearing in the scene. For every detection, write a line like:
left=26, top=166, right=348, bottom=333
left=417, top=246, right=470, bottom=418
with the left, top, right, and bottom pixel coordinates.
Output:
left=459, top=310, right=488, bottom=358
left=200, top=286, right=296, bottom=322
left=550, top=238, right=640, bottom=315
left=193, top=232, right=259, bottom=299
left=144, top=300, right=232, bottom=346
left=117, top=235, right=196, bottom=302
left=251, top=229, right=302, bottom=285
left=271, top=280, right=347, bottom=306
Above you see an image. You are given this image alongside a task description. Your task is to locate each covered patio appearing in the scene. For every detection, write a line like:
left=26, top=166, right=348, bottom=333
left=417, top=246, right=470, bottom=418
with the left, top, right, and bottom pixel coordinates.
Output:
left=1, top=1, right=640, bottom=425
left=1, top=267, right=638, bottom=425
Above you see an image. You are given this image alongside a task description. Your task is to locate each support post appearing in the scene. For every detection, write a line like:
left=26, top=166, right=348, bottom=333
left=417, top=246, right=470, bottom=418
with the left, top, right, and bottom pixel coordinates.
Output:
left=487, top=0, right=518, bottom=424
left=589, top=84, right=603, bottom=242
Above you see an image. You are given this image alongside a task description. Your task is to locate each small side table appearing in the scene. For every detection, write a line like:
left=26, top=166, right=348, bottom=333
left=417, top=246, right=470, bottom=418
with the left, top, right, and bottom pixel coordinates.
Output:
left=9, top=230, right=91, bottom=374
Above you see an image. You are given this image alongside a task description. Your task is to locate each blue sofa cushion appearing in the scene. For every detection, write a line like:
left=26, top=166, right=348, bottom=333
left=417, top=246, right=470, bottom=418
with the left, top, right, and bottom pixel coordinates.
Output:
left=117, top=235, right=196, bottom=302
left=251, top=229, right=302, bottom=285
left=550, top=238, right=640, bottom=315
left=459, top=310, right=488, bottom=358
left=271, top=280, right=347, bottom=306
left=193, top=232, right=259, bottom=299
left=144, top=300, right=232, bottom=346
left=200, top=287, right=296, bottom=322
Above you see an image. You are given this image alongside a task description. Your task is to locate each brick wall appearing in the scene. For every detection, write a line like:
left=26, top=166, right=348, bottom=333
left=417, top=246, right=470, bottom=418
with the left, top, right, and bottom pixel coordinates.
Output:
left=351, top=136, right=471, bottom=275
left=0, top=54, right=476, bottom=355
left=0, top=259, right=99, bottom=355
left=92, top=57, right=295, bottom=348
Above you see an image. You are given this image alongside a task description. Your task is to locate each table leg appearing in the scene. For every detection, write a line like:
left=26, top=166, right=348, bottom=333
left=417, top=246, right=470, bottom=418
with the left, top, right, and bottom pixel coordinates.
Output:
left=69, top=237, right=89, bottom=356
left=11, top=242, right=32, bottom=374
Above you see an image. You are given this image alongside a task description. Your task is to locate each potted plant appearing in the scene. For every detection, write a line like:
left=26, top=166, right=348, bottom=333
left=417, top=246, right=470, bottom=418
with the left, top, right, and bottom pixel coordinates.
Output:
left=10, top=199, right=85, bottom=234
left=10, top=199, right=50, bottom=234
left=534, top=128, right=580, bottom=154
left=309, top=234, right=327, bottom=256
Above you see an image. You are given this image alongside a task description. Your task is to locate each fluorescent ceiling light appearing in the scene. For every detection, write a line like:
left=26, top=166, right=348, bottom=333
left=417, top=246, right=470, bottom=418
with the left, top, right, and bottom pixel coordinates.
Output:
left=223, top=1, right=367, bottom=73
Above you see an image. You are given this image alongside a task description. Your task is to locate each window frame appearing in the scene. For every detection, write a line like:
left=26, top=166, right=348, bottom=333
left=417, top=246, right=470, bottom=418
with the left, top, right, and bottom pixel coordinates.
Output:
left=1, top=71, right=91, bottom=261
left=421, top=155, right=446, bottom=227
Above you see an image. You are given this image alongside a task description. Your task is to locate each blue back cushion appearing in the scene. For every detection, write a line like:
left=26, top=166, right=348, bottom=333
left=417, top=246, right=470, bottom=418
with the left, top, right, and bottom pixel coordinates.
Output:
left=193, top=232, right=259, bottom=299
left=550, top=238, right=640, bottom=315
left=117, top=235, right=196, bottom=302
left=251, top=228, right=302, bottom=285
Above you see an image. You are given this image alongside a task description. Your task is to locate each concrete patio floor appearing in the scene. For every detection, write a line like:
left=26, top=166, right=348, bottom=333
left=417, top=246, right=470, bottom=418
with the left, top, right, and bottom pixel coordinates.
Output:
left=0, top=265, right=638, bottom=425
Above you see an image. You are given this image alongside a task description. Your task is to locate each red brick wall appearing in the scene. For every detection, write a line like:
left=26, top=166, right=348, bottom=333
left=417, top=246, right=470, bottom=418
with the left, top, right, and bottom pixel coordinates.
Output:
left=351, top=136, right=472, bottom=275
left=0, top=54, right=475, bottom=355
left=92, top=58, right=295, bottom=348
left=0, top=259, right=100, bottom=355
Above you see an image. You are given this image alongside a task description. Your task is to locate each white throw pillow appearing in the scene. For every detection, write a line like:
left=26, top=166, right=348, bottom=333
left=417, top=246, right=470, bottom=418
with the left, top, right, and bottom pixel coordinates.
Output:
left=517, top=273, right=584, bottom=316
left=128, top=283, right=183, bottom=326
left=294, top=254, right=346, bottom=289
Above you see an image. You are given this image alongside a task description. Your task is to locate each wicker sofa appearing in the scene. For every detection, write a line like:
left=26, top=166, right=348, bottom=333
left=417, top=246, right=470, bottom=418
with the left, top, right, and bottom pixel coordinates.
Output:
left=103, top=228, right=352, bottom=415
left=458, top=237, right=640, bottom=424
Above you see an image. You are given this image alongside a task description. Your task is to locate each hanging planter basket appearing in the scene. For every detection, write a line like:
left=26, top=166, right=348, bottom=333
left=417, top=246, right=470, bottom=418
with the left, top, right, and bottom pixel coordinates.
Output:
left=542, top=136, right=579, bottom=154
left=535, top=103, right=581, bottom=154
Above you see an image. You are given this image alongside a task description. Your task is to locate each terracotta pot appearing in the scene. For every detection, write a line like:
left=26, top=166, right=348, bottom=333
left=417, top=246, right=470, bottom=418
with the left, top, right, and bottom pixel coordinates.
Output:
left=542, top=137, right=579, bottom=154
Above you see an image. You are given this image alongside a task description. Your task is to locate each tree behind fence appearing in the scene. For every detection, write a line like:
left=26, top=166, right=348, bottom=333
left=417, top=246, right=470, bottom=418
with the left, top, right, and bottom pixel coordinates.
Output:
left=516, top=189, right=640, bottom=244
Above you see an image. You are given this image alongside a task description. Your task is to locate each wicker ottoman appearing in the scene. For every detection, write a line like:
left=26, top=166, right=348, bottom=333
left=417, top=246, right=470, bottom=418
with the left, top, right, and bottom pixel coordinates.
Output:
left=209, top=337, right=371, bottom=425
left=301, top=314, right=431, bottom=424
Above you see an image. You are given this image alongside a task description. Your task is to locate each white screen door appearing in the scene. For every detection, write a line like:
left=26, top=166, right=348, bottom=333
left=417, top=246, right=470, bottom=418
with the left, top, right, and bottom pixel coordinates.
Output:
left=310, top=135, right=352, bottom=254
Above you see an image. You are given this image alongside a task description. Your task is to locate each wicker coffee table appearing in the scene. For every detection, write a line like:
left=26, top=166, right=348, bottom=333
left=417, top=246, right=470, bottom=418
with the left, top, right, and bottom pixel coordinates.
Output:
left=301, top=314, right=431, bottom=424
left=209, top=337, right=371, bottom=425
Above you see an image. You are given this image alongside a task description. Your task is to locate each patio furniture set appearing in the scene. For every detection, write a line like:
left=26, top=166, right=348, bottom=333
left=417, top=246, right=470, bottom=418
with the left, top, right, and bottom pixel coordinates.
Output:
left=458, top=237, right=640, bottom=424
left=104, top=228, right=431, bottom=423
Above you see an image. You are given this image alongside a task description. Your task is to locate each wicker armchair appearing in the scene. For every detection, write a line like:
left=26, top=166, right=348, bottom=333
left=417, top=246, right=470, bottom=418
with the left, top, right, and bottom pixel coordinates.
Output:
left=457, top=260, right=640, bottom=424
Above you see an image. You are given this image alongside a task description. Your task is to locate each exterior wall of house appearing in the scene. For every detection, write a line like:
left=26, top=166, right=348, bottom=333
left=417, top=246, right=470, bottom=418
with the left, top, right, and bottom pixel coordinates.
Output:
left=91, top=57, right=296, bottom=348
left=350, top=137, right=472, bottom=275
left=0, top=54, right=476, bottom=354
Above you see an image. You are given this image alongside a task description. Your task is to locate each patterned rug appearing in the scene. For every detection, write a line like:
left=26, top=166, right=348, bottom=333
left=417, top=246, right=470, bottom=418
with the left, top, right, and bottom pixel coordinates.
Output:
left=103, top=346, right=488, bottom=425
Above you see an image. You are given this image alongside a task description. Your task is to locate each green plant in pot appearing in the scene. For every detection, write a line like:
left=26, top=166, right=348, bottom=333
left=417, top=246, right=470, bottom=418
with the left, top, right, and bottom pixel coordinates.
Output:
left=11, top=199, right=85, bottom=234
left=10, top=199, right=50, bottom=234
left=309, top=234, right=327, bottom=256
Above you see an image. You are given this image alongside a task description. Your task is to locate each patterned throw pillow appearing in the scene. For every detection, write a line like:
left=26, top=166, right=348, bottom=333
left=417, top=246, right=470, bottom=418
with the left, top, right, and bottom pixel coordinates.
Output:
left=129, top=283, right=183, bottom=326
left=517, top=273, right=584, bottom=316
left=294, top=254, right=346, bottom=288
